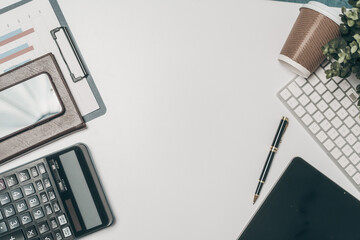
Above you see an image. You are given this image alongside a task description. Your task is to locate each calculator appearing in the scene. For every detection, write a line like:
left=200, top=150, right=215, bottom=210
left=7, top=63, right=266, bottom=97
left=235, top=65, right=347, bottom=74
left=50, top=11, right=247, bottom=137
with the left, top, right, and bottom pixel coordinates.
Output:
left=0, top=144, right=113, bottom=240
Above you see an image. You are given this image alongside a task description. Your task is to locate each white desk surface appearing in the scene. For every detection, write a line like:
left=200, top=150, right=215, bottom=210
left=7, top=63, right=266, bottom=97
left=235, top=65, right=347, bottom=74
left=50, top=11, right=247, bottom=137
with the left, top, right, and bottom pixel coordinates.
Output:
left=4, top=0, right=360, bottom=239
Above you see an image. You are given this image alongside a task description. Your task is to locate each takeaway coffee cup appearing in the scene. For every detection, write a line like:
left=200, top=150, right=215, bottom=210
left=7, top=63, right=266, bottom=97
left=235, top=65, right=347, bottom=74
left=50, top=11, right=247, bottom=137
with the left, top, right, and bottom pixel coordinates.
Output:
left=279, top=1, right=341, bottom=78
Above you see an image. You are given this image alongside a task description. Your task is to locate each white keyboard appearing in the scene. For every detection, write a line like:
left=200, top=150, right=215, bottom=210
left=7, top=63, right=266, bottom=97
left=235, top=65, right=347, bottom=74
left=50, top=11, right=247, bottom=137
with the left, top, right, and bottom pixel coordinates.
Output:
left=278, top=62, right=360, bottom=190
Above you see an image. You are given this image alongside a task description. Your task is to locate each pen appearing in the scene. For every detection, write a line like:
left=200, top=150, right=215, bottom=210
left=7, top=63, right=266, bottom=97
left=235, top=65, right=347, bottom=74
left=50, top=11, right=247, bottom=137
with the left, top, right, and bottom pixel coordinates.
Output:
left=253, top=116, right=289, bottom=204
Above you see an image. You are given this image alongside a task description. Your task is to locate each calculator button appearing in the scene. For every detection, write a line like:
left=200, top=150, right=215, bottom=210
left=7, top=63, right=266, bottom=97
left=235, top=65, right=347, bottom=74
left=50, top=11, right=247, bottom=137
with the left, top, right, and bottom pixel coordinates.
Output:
left=20, top=212, right=32, bottom=225
left=38, top=164, right=46, bottom=174
left=62, top=226, right=71, bottom=238
left=35, top=181, right=44, bottom=192
left=15, top=200, right=27, bottom=213
left=11, top=189, right=23, bottom=201
left=53, top=202, right=60, bottom=213
left=0, top=193, right=10, bottom=206
left=3, top=205, right=15, bottom=218
left=28, top=196, right=40, bottom=208
left=18, top=170, right=30, bottom=182
left=0, top=180, right=6, bottom=191
left=1, top=229, right=25, bottom=240
left=26, top=225, right=38, bottom=239
left=54, top=231, right=62, bottom=240
left=30, top=167, right=39, bottom=178
left=0, top=221, right=7, bottom=233
left=43, top=179, right=51, bottom=189
left=45, top=204, right=53, bottom=215
left=40, top=193, right=48, bottom=203
left=48, top=191, right=55, bottom=201
left=32, top=207, right=44, bottom=220
left=43, top=234, right=54, bottom=240
left=8, top=217, right=20, bottom=229
left=5, top=175, right=18, bottom=187
left=50, top=218, right=58, bottom=229
left=38, top=221, right=50, bottom=234
left=57, top=214, right=67, bottom=226
left=23, top=184, right=35, bottom=196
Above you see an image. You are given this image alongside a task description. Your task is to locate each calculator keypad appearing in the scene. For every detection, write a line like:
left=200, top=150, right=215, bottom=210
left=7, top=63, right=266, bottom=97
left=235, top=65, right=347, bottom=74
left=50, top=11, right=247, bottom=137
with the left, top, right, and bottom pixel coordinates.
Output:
left=0, top=160, right=73, bottom=240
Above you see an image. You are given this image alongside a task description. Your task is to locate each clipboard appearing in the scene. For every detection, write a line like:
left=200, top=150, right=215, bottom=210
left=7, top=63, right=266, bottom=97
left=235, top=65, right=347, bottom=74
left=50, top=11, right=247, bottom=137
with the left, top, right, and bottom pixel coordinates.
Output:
left=0, top=0, right=106, bottom=122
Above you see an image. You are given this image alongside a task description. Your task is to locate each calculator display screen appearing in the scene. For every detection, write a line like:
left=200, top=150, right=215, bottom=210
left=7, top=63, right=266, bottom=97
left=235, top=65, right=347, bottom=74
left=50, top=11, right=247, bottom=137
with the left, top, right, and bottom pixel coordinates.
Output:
left=59, top=150, right=102, bottom=230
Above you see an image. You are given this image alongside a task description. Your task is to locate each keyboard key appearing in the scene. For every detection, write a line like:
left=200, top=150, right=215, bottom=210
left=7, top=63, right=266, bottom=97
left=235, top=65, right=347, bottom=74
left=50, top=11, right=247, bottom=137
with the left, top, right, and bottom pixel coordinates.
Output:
left=18, top=170, right=30, bottom=182
left=342, top=144, right=353, bottom=157
left=309, top=91, right=321, bottom=103
left=20, top=212, right=32, bottom=225
left=315, top=67, right=328, bottom=81
left=0, top=221, right=7, bottom=233
left=317, top=100, right=328, bottom=112
left=48, top=190, right=56, bottom=201
left=306, top=103, right=317, bottom=114
left=334, top=88, right=345, bottom=100
left=62, top=226, right=72, bottom=238
left=4, top=205, right=15, bottom=218
left=295, top=76, right=307, bottom=87
left=2, top=229, right=25, bottom=240
left=352, top=125, right=360, bottom=136
left=339, top=125, right=350, bottom=137
left=28, top=195, right=40, bottom=208
left=58, top=214, right=67, bottom=226
left=11, top=188, right=23, bottom=201
left=298, top=95, right=310, bottom=106
left=350, top=153, right=360, bottom=165
left=334, top=136, right=346, bottom=148
left=50, top=218, right=58, bottom=229
left=23, top=184, right=35, bottom=196
left=313, top=111, right=324, bottom=123
left=5, top=175, right=18, bottom=187
left=301, top=114, right=313, bottom=126
left=40, top=193, right=48, bottom=203
left=53, top=202, right=60, bottom=213
left=32, top=207, right=44, bottom=220
left=333, top=76, right=342, bottom=83
left=324, top=108, right=335, bottom=120
left=346, top=164, right=357, bottom=176
left=324, top=139, right=335, bottom=151
left=44, top=179, right=51, bottom=189
left=316, top=131, right=328, bottom=143
left=295, top=106, right=305, bottom=117
left=331, top=117, right=342, bottom=128
left=341, top=97, right=352, bottom=109
left=326, top=80, right=337, bottom=92
left=54, top=231, right=63, bottom=240
left=15, top=200, right=27, bottom=213
left=344, top=116, right=355, bottom=128
left=339, top=80, right=351, bottom=91
left=322, top=91, right=334, bottom=103
left=337, top=108, right=348, bottom=120
left=331, top=147, right=342, bottom=159
left=348, top=105, right=359, bottom=117
left=288, top=82, right=302, bottom=97
left=354, top=142, right=360, bottom=154
left=25, top=225, right=37, bottom=239
left=30, top=167, right=39, bottom=178
left=287, top=97, right=299, bottom=109
left=321, top=119, right=331, bottom=133
left=308, top=74, right=319, bottom=86
left=35, top=180, right=44, bottom=192
left=38, top=221, right=50, bottom=234
left=0, top=179, right=6, bottom=191
left=328, top=128, right=339, bottom=140
left=309, top=122, right=320, bottom=134
left=346, top=133, right=357, bottom=145
left=45, top=204, right=53, bottom=215
left=302, top=83, right=314, bottom=95
left=346, top=88, right=359, bottom=102
left=329, top=99, right=341, bottom=111
left=338, top=156, right=350, bottom=168
left=0, top=193, right=10, bottom=206
left=8, top=217, right=19, bottom=230
left=315, top=82, right=326, bottom=94
left=38, top=164, right=46, bottom=174
left=43, top=233, right=54, bottom=240
left=353, top=172, right=360, bottom=184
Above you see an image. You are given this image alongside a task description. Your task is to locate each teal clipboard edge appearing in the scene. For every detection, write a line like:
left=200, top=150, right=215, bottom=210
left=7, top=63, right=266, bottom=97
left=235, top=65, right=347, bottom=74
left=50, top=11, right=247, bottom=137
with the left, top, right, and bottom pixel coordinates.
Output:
left=0, top=0, right=107, bottom=122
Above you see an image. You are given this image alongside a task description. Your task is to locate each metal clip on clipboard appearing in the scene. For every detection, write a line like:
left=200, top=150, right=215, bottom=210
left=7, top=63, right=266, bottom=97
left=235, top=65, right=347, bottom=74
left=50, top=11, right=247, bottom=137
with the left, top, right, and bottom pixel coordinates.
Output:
left=51, top=26, right=88, bottom=83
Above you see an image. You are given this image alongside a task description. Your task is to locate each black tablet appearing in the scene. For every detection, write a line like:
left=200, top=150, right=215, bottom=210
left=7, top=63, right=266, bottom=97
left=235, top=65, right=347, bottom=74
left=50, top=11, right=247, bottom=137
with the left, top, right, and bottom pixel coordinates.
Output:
left=238, top=157, right=360, bottom=240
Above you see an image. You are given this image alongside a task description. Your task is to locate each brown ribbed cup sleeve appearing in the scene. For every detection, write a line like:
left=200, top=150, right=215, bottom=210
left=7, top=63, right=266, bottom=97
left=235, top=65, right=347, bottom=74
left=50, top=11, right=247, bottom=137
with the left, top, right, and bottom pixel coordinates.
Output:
left=280, top=8, right=340, bottom=75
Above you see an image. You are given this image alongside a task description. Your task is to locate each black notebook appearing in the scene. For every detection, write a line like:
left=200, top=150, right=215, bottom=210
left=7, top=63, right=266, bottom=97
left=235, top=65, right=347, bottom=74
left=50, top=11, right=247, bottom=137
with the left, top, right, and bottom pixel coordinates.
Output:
left=238, top=157, right=360, bottom=240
